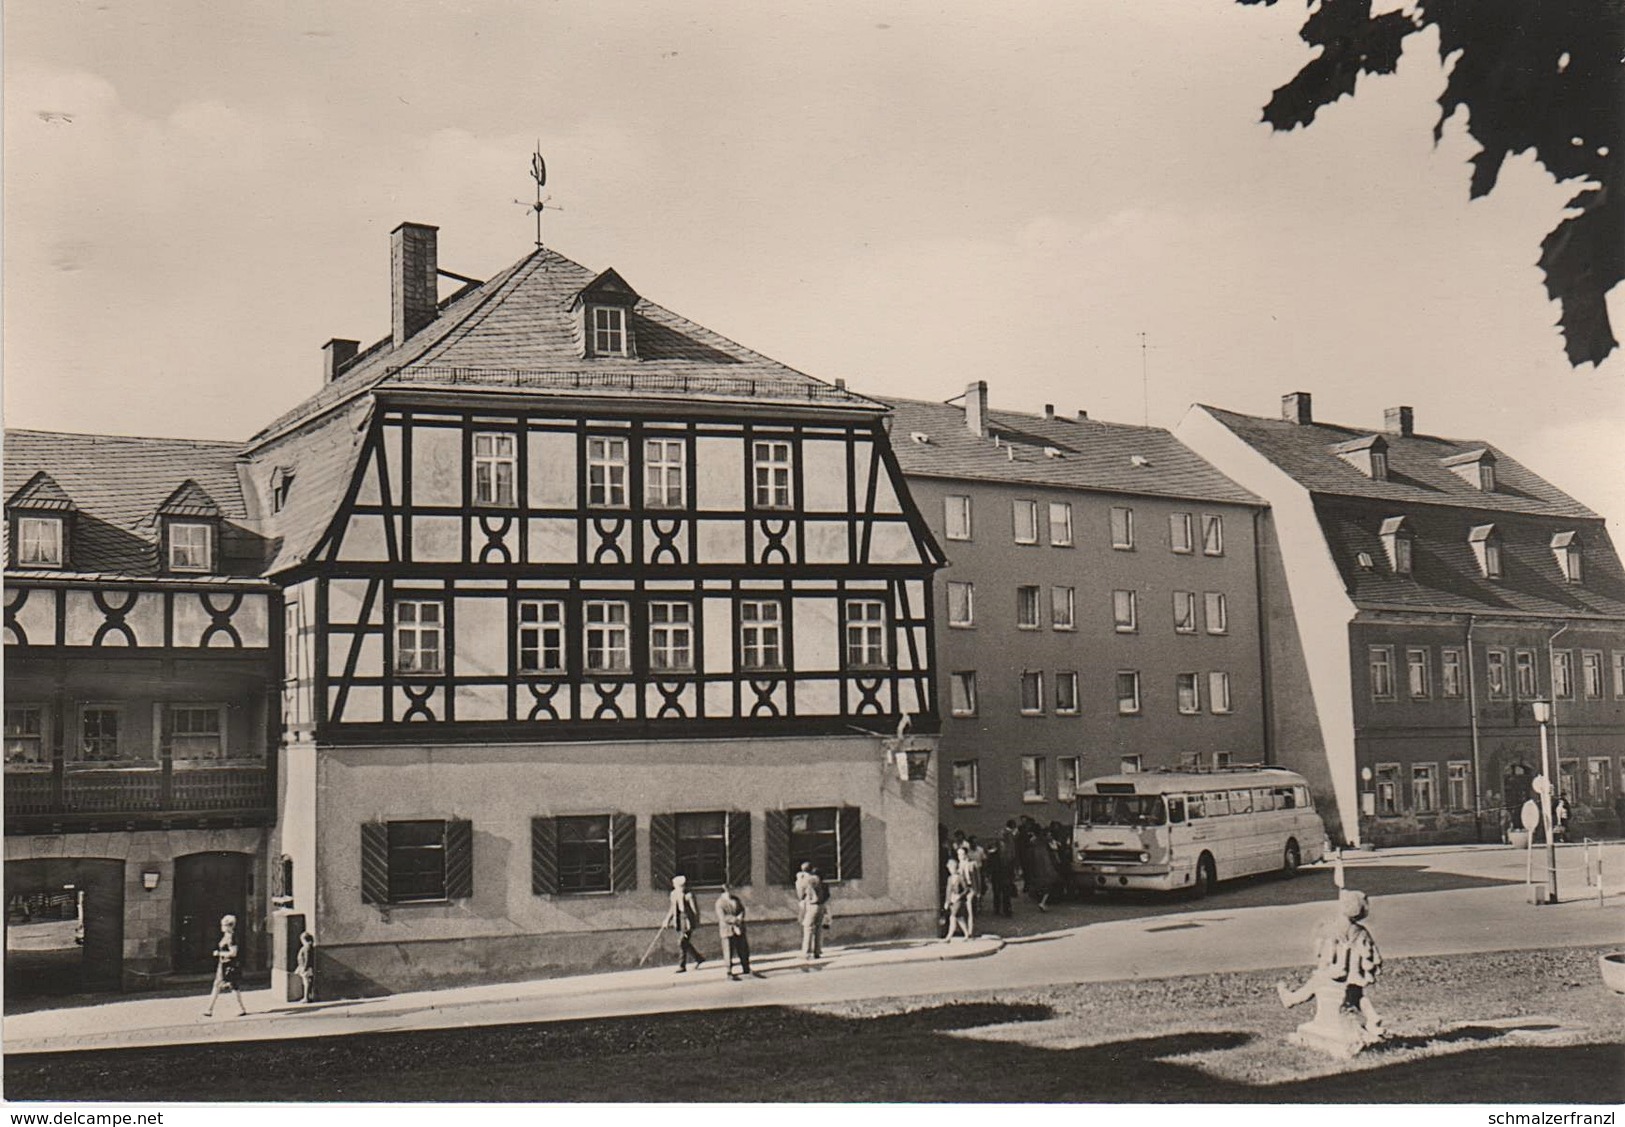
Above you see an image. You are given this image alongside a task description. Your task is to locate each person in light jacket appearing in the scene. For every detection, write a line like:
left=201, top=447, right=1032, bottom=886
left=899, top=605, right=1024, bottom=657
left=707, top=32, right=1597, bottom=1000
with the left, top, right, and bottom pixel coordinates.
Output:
left=661, top=875, right=705, bottom=973
left=715, top=884, right=755, bottom=980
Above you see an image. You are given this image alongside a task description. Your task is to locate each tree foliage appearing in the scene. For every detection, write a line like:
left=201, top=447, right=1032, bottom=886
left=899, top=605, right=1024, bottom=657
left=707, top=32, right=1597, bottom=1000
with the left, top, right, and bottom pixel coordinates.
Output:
left=1240, top=0, right=1624, bottom=367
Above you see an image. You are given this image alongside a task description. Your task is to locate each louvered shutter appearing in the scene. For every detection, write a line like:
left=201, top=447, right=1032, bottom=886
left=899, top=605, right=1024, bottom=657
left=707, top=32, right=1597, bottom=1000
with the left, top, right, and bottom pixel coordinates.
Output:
left=726, top=810, right=752, bottom=887
left=764, top=809, right=791, bottom=886
left=444, top=819, right=474, bottom=900
left=610, top=813, right=638, bottom=892
left=838, top=806, right=863, bottom=881
left=360, top=822, right=390, bottom=904
left=650, top=812, right=677, bottom=890
left=531, top=817, right=559, bottom=895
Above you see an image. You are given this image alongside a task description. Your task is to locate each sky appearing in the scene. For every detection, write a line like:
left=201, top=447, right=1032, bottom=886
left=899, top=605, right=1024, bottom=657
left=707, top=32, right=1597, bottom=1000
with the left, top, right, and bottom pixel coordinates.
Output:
left=5, top=0, right=1621, bottom=534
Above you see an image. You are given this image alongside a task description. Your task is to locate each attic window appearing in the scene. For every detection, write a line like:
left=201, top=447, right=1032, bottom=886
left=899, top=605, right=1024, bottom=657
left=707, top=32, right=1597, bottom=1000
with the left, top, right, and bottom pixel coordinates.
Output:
left=167, top=521, right=214, bottom=572
left=1552, top=531, right=1583, bottom=583
left=1045, top=447, right=1064, bottom=459
left=1379, top=516, right=1413, bottom=576
left=1130, top=454, right=1150, bottom=467
left=910, top=432, right=931, bottom=445
left=1442, top=448, right=1496, bottom=491
left=15, top=516, right=64, bottom=567
left=270, top=467, right=295, bottom=514
left=1332, top=434, right=1389, bottom=481
left=1468, top=524, right=1502, bottom=579
left=1356, top=551, right=1375, bottom=570
left=592, top=307, right=627, bottom=356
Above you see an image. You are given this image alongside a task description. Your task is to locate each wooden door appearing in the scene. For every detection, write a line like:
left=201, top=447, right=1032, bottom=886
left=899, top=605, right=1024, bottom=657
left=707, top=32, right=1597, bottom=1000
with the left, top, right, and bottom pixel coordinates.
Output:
left=173, top=852, right=249, bottom=974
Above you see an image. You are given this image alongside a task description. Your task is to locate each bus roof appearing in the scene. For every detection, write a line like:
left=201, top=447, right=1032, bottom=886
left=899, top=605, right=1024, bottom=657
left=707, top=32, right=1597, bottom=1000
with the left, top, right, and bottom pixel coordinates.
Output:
left=1075, top=767, right=1308, bottom=796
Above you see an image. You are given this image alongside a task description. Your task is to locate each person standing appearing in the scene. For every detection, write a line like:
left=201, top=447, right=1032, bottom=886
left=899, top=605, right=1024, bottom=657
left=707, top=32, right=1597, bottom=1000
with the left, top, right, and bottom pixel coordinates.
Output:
left=798, top=864, right=827, bottom=960
left=943, top=858, right=973, bottom=941
left=714, top=884, right=754, bottom=980
left=661, top=875, right=705, bottom=973
left=294, top=930, right=317, bottom=1003
left=201, top=914, right=247, bottom=1017
left=1023, top=825, right=1059, bottom=912
left=986, top=839, right=1015, bottom=918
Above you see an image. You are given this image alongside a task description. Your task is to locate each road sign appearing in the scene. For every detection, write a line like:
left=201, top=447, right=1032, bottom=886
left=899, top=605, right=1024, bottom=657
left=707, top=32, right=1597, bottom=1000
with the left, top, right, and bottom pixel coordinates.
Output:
left=1521, top=799, right=1542, bottom=832
left=1532, top=774, right=1551, bottom=795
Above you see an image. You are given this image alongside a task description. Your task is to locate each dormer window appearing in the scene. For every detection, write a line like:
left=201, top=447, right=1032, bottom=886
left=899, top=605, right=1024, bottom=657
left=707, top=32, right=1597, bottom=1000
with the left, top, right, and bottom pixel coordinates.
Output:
left=1442, top=448, right=1496, bottom=491
left=1469, top=524, right=1502, bottom=579
left=8, top=470, right=76, bottom=569
left=1379, top=516, right=1413, bottom=575
left=1552, top=531, right=1583, bottom=583
left=1370, top=449, right=1389, bottom=481
left=157, top=479, right=223, bottom=575
left=592, top=307, right=627, bottom=356
left=16, top=516, right=64, bottom=566
left=573, top=268, right=640, bottom=359
left=270, top=467, right=295, bottom=514
left=1332, top=434, right=1389, bottom=481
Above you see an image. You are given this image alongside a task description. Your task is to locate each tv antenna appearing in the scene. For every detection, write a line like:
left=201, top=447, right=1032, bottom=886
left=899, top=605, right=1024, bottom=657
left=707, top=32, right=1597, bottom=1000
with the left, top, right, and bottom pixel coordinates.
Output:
left=1138, top=331, right=1157, bottom=426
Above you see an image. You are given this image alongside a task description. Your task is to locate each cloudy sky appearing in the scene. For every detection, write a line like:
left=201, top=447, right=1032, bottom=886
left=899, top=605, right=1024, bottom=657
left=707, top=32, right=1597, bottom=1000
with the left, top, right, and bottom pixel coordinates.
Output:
left=6, top=1, right=1621, bottom=531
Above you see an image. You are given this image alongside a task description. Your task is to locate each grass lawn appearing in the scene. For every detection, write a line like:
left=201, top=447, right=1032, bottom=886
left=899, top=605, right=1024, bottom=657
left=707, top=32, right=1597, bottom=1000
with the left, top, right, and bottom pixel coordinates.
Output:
left=6, top=945, right=1621, bottom=1103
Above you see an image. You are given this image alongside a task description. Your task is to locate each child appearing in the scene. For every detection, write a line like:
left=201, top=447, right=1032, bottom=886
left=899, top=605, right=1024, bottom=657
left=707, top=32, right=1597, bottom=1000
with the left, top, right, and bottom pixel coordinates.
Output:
left=295, top=930, right=317, bottom=1003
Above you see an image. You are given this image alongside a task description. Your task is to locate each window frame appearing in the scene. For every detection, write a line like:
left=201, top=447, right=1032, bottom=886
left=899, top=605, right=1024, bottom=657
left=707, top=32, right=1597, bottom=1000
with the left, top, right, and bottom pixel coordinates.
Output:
left=649, top=600, right=696, bottom=675
left=166, top=520, right=214, bottom=573
left=1110, top=506, right=1135, bottom=550
left=1019, top=670, right=1045, bottom=716
left=944, top=495, right=972, bottom=541
left=1209, top=671, right=1233, bottom=715
left=386, top=819, right=453, bottom=904
left=1412, top=762, right=1438, bottom=814
left=1116, top=670, right=1142, bottom=716
left=517, top=599, right=567, bottom=675
left=1176, top=672, right=1202, bottom=715
left=951, top=760, right=980, bottom=807
left=843, top=598, right=889, bottom=670
left=1054, top=671, right=1080, bottom=716
left=1020, top=756, right=1047, bottom=804
left=1016, top=585, right=1041, bottom=630
left=1012, top=499, right=1039, bottom=545
left=787, top=807, right=848, bottom=881
left=673, top=810, right=731, bottom=888
left=949, top=671, right=978, bottom=717
left=1058, top=756, right=1081, bottom=801
left=15, top=515, right=64, bottom=567
left=1204, top=591, right=1228, bottom=635
left=947, top=581, right=975, bottom=629
left=584, top=600, right=633, bottom=675
left=1406, top=647, right=1431, bottom=700
left=1447, top=761, right=1472, bottom=812
left=751, top=439, right=795, bottom=511
left=1375, top=763, right=1401, bottom=816
left=1487, top=648, right=1510, bottom=700
left=1369, top=646, right=1396, bottom=701
left=167, top=703, right=229, bottom=763
left=643, top=437, right=688, bottom=510
left=4, top=704, right=48, bottom=770
left=1553, top=649, right=1575, bottom=700
left=1201, top=514, right=1224, bottom=557
left=1048, top=502, right=1074, bottom=547
left=394, top=599, right=445, bottom=676
left=1441, top=647, right=1465, bottom=699
left=1173, top=591, right=1197, bottom=634
left=1515, top=649, right=1539, bottom=698
left=586, top=436, right=630, bottom=509
left=1112, top=589, right=1138, bottom=634
left=1051, top=586, right=1075, bottom=631
left=555, top=814, right=614, bottom=895
left=1169, top=512, right=1194, bottom=554
left=1581, top=650, right=1603, bottom=700
left=738, top=599, right=785, bottom=671
left=471, top=431, right=518, bottom=508
left=591, top=305, right=628, bottom=356
left=1612, top=652, right=1625, bottom=699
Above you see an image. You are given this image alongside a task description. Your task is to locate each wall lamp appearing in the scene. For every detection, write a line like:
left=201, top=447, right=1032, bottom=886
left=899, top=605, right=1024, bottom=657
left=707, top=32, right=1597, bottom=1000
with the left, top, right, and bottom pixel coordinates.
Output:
left=141, top=870, right=161, bottom=891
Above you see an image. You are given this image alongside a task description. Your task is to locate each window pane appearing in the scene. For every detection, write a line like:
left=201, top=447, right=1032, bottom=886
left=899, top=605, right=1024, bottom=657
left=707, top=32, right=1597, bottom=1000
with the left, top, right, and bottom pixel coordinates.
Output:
left=1051, top=586, right=1074, bottom=630
left=674, top=811, right=728, bottom=886
left=788, top=807, right=839, bottom=878
left=1020, top=671, right=1044, bottom=713
left=1209, top=672, right=1232, bottom=714
left=1110, top=507, right=1134, bottom=549
left=1116, top=671, right=1140, bottom=714
left=950, top=672, right=977, bottom=716
left=1013, top=500, right=1038, bottom=544
left=644, top=439, right=687, bottom=509
left=5, top=706, right=46, bottom=766
left=1204, top=592, right=1227, bottom=634
left=1407, top=648, right=1430, bottom=698
left=1176, top=673, right=1200, bottom=714
left=1017, top=586, right=1040, bottom=629
left=388, top=820, right=447, bottom=902
left=1048, top=503, right=1073, bottom=546
left=17, top=518, right=63, bottom=565
left=1169, top=513, right=1193, bottom=554
left=1021, top=756, right=1045, bottom=802
left=948, top=582, right=974, bottom=627
left=1054, top=672, right=1079, bottom=714
left=1173, top=592, right=1196, bottom=633
left=557, top=815, right=612, bottom=893
left=1112, top=590, right=1136, bottom=632
left=1202, top=514, right=1224, bottom=556
left=952, top=761, right=979, bottom=806
left=944, top=495, right=972, bottom=541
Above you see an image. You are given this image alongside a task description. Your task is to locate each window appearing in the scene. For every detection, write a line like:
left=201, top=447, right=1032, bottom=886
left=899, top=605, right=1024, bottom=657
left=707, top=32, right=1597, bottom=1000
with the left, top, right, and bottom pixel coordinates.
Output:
left=644, top=438, right=687, bottom=509
left=1204, top=592, right=1228, bottom=635
left=1021, top=756, right=1046, bottom=803
left=944, top=495, right=972, bottom=541
left=1110, top=506, right=1134, bottom=550
left=1173, top=591, right=1197, bottom=634
left=1020, top=671, right=1044, bottom=715
left=1407, top=647, right=1431, bottom=699
left=592, top=306, right=627, bottom=355
left=16, top=517, right=63, bottom=566
left=1482, top=540, right=1502, bottom=578
left=649, top=602, right=695, bottom=673
left=271, top=467, right=294, bottom=514
left=472, top=432, right=517, bottom=507
left=284, top=602, right=303, bottom=681
left=1051, top=586, right=1075, bottom=630
left=168, top=521, right=212, bottom=572
left=587, top=436, right=629, bottom=508
left=1393, top=536, right=1413, bottom=575
left=1515, top=650, right=1538, bottom=697
left=585, top=601, right=631, bottom=674
left=517, top=600, right=566, bottom=674
left=1120, top=755, right=1142, bottom=774
left=1176, top=673, right=1201, bottom=714
left=1054, top=671, right=1079, bottom=715
left=1582, top=651, right=1603, bottom=699
left=1586, top=758, right=1614, bottom=806
left=844, top=599, right=887, bottom=668
left=1448, top=762, right=1472, bottom=811
left=1369, top=647, right=1395, bottom=700
left=1442, top=648, right=1465, bottom=699
left=386, top=820, right=457, bottom=903
left=1017, top=586, right=1041, bottom=630
left=1614, top=653, right=1625, bottom=699
left=752, top=440, right=793, bottom=509
left=952, top=760, right=980, bottom=806
left=1201, top=514, right=1224, bottom=556
left=1370, top=450, right=1389, bottom=481
left=1013, top=500, right=1039, bottom=545
left=739, top=601, right=784, bottom=670
left=1112, top=590, right=1138, bottom=633
left=1381, top=516, right=1412, bottom=575
left=1487, top=649, right=1510, bottom=699
left=1553, top=650, right=1574, bottom=700
left=1170, top=513, right=1193, bottom=554
left=1058, top=756, right=1081, bottom=800
left=787, top=808, right=843, bottom=879
left=556, top=815, right=613, bottom=893
left=395, top=600, right=444, bottom=674
left=5, top=706, right=45, bottom=767
left=1469, top=524, right=1502, bottom=578
left=1048, top=502, right=1073, bottom=547
left=674, top=812, right=729, bottom=886
left=1209, top=672, right=1233, bottom=714
left=1412, top=763, right=1438, bottom=814
left=75, top=706, right=132, bottom=762
left=947, top=581, right=975, bottom=628
left=1116, top=671, right=1142, bottom=715
left=949, top=672, right=978, bottom=717
left=168, top=705, right=225, bottom=760
left=1375, top=764, right=1400, bottom=816
left=1552, top=532, right=1583, bottom=583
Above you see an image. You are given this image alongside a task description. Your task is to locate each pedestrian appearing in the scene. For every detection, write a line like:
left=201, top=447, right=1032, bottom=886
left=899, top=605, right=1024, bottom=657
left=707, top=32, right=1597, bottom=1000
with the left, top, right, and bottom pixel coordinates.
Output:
left=943, top=858, right=973, bottom=941
left=714, top=884, right=755, bottom=980
left=1023, top=824, right=1059, bottom=912
left=1554, top=795, right=1571, bottom=843
left=201, top=914, right=247, bottom=1017
left=661, top=874, right=705, bottom=973
left=1613, top=793, right=1625, bottom=836
left=967, top=835, right=989, bottom=898
left=798, top=864, right=828, bottom=960
left=999, top=819, right=1023, bottom=890
left=986, top=839, right=1015, bottom=918
left=295, top=930, right=316, bottom=1003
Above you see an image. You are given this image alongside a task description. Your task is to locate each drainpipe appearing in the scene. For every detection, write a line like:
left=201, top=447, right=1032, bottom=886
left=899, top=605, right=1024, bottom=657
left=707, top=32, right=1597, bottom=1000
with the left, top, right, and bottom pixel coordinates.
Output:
left=1252, top=508, right=1274, bottom=766
left=1547, top=621, right=1571, bottom=798
left=1465, top=614, right=1484, bottom=842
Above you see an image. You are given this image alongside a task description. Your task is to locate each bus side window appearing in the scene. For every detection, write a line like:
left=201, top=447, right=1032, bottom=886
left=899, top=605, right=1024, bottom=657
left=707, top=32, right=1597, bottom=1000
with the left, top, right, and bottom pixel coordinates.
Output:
left=1166, top=796, right=1186, bottom=824
left=1294, top=785, right=1311, bottom=810
left=1187, top=794, right=1205, bottom=819
left=1230, top=788, right=1252, bottom=815
left=1254, top=788, right=1275, bottom=812
left=1206, top=791, right=1231, bottom=817
left=1275, top=786, right=1295, bottom=809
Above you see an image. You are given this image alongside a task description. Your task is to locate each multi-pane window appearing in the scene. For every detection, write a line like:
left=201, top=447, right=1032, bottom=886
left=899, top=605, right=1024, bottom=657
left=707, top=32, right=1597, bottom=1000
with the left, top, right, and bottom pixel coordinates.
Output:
left=644, top=438, right=687, bottom=509
left=739, top=601, right=784, bottom=669
left=1112, top=590, right=1138, bottom=633
left=1209, top=672, right=1233, bottom=714
left=1048, top=502, right=1073, bottom=547
left=1021, top=756, right=1046, bottom=803
left=284, top=602, right=303, bottom=681
left=1204, top=592, right=1228, bottom=635
left=944, top=495, right=972, bottom=541
left=1407, top=647, right=1431, bottom=699
left=4, top=706, right=45, bottom=767
left=649, top=602, right=695, bottom=673
left=395, top=600, right=444, bottom=674
left=1051, top=586, right=1075, bottom=630
left=1020, top=671, right=1044, bottom=714
left=518, top=600, right=566, bottom=674
left=1369, top=647, right=1395, bottom=700
left=1375, top=764, right=1400, bottom=816
left=1587, top=758, right=1614, bottom=806
left=169, top=522, right=212, bottom=571
left=1412, top=764, right=1438, bottom=813
left=1582, top=651, right=1603, bottom=699
left=1054, top=671, right=1079, bottom=715
left=387, top=821, right=452, bottom=903
left=1012, top=500, right=1039, bottom=545
left=752, top=440, right=794, bottom=509
left=844, top=599, right=887, bottom=668
left=1170, top=513, right=1193, bottom=554
left=1110, top=506, right=1134, bottom=550
left=472, top=432, right=517, bottom=506
left=1447, top=762, right=1472, bottom=811
left=950, top=672, right=978, bottom=717
left=1176, top=673, right=1201, bottom=714
left=788, top=808, right=841, bottom=879
left=592, top=306, right=627, bottom=355
left=78, top=706, right=123, bottom=762
left=557, top=815, right=612, bottom=894
left=674, top=812, right=729, bottom=886
left=1201, top=514, right=1224, bottom=556
left=952, top=760, right=980, bottom=806
left=1553, top=650, right=1574, bottom=700
left=1058, top=756, right=1081, bottom=800
left=1515, top=650, right=1538, bottom=698
left=1116, top=671, right=1142, bottom=715
left=169, top=705, right=224, bottom=759
left=947, top=581, right=975, bottom=628
left=1487, top=649, right=1510, bottom=699
left=1613, top=653, right=1625, bottom=698
left=585, top=601, right=632, bottom=674
left=587, top=437, right=629, bottom=507
left=1173, top=591, right=1197, bottom=634
left=16, top=517, right=63, bottom=566
left=1442, top=648, right=1465, bottom=699
left=1017, top=586, right=1041, bottom=629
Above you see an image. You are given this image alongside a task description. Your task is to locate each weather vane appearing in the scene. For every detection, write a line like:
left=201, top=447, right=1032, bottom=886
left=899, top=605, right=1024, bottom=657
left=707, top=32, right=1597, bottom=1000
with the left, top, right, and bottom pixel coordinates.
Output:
left=520, top=145, right=549, bottom=248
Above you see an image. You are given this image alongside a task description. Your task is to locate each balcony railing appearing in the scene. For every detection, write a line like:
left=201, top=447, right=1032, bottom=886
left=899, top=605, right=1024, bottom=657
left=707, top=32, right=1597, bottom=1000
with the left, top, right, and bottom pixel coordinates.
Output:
left=3, top=761, right=272, bottom=830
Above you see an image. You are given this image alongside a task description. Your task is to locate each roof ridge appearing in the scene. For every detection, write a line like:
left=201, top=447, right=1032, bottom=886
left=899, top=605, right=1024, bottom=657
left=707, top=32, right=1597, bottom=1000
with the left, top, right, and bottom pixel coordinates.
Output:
left=6, top=427, right=244, bottom=449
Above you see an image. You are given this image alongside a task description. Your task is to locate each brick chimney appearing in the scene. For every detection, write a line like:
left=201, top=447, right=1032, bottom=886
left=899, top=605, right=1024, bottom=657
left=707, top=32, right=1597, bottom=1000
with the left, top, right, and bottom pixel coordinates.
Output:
left=1384, top=405, right=1414, bottom=437
left=1043, top=404, right=1056, bottom=421
left=323, top=338, right=360, bottom=382
left=1281, top=392, right=1313, bottom=425
left=392, top=222, right=439, bottom=347
left=964, top=380, right=989, bottom=438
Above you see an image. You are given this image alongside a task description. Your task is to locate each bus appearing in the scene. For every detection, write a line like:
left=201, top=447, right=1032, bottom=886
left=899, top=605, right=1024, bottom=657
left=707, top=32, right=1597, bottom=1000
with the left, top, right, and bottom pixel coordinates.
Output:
left=1072, top=767, right=1326, bottom=897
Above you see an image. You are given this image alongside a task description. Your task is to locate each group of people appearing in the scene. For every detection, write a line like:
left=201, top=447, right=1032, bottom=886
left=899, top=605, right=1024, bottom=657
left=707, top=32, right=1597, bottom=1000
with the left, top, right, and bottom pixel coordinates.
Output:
left=200, top=915, right=316, bottom=1018
left=940, top=818, right=1074, bottom=940
left=660, top=862, right=832, bottom=979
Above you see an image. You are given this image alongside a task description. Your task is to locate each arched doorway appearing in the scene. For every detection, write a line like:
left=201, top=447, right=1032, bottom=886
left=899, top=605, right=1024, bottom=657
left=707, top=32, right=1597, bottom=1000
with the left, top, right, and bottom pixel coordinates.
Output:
left=173, top=852, right=250, bottom=974
left=1503, top=762, right=1535, bottom=823
left=4, top=858, right=125, bottom=995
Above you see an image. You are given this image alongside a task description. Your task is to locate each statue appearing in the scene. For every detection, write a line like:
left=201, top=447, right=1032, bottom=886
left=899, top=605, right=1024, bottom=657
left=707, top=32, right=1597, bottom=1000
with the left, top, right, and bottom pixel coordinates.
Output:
left=1276, top=889, right=1385, bottom=1057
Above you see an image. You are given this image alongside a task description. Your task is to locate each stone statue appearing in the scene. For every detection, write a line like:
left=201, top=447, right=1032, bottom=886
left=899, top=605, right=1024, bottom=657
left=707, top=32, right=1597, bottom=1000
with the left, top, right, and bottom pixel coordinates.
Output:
left=1276, top=889, right=1385, bottom=1057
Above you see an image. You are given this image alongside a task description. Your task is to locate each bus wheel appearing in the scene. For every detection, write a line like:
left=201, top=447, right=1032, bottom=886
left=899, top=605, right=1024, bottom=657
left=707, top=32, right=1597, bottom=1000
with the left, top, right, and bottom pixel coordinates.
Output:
left=1282, top=839, right=1302, bottom=877
left=1193, top=853, right=1217, bottom=899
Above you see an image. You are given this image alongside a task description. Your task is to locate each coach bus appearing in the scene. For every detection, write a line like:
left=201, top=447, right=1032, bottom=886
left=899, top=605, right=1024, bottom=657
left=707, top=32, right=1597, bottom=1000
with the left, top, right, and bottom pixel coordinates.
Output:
left=1072, top=767, right=1326, bottom=897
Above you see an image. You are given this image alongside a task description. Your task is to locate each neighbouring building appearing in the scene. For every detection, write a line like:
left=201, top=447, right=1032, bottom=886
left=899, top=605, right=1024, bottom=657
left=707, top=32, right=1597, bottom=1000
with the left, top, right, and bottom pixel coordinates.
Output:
left=1179, top=393, right=1625, bottom=847
left=5, top=434, right=277, bottom=995
left=884, top=385, right=1268, bottom=841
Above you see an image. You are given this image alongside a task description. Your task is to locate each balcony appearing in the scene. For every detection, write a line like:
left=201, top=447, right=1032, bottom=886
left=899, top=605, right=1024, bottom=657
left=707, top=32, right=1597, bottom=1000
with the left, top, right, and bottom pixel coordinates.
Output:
left=4, top=762, right=272, bottom=833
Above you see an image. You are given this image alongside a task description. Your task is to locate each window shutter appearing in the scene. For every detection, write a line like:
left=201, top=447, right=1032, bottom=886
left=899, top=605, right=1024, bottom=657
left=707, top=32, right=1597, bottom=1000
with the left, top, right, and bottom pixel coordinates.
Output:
left=360, top=822, right=390, bottom=904
left=610, top=812, right=638, bottom=892
left=444, top=819, right=474, bottom=900
left=531, top=817, right=559, bottom=895
left=726, top=810, right=752, bottom=887
left=764, top=808, right=791, bottom=886
left=838, top=806, right=863, bottom=881
left=650, top=812, right=676, bottom=890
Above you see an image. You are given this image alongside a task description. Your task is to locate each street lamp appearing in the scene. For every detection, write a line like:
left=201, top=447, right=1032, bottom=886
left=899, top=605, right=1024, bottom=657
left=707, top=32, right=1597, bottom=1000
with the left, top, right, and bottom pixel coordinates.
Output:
left=1531, top=700, right=1558, bottom=905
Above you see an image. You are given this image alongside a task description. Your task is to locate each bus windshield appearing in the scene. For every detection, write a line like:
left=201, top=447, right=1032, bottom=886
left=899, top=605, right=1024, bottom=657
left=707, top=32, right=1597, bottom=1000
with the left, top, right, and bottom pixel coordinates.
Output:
left=1079, top=795, right=1166, bottom=827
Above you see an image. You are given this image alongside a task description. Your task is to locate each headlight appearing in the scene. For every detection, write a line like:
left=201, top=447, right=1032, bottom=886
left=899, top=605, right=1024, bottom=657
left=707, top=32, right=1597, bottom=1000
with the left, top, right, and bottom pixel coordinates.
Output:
left=1138, top=852, right=1149, bottom=863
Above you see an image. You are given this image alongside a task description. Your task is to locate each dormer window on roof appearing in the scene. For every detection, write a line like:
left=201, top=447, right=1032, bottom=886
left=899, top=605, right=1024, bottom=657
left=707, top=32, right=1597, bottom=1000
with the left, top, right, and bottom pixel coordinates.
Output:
left=158, top=480, right=223, bottom=575
left=269, top=466, right=295, bottom=514
left=7, top=470, right=76, bottom=570
left=1552, top=531, right=1583, bottom=583
left=1442, top=448, right=1496, bottom=492
left=1332, top=434, right=1389, bottom=481
left=1468, top=523, right=1503, bottom=579
left=1379, top=516, right=1413, bottom=575
left=572, top=268, right=640, bottom=360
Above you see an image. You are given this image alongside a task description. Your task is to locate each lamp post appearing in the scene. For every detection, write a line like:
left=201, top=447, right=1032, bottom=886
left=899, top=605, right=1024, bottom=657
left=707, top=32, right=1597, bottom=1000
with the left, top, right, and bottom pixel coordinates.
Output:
left=1532, top=700, right=1558, bottom=905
